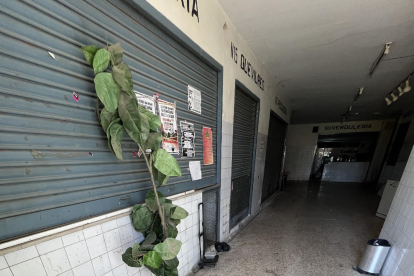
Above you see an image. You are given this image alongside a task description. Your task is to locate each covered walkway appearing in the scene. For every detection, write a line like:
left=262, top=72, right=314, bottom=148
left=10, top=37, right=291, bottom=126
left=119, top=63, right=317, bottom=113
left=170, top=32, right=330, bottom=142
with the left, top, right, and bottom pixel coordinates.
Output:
left=196, top=181, right=384, bottom=276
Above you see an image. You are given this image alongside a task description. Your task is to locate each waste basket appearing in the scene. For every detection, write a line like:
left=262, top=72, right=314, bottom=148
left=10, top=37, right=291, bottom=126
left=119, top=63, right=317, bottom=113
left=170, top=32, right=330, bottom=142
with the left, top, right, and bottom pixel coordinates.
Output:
left=353, top=239, right=391, bottom=275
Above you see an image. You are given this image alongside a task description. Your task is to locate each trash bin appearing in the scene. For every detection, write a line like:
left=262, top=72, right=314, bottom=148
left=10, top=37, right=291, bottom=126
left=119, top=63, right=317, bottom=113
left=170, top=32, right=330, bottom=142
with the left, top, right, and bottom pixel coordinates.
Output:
left=353, top=239, right=391, bottom=275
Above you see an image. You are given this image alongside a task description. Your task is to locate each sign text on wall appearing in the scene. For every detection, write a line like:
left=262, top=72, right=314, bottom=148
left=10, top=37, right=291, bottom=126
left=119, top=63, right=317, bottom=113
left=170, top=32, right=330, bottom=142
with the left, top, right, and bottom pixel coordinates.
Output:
left=177, top=0, right=199, bottom=22
left=276, top=97, right=287, bottom=115
left=324, top=124, right=373, bottom=131
left=231, top=42, right=265, bottom=91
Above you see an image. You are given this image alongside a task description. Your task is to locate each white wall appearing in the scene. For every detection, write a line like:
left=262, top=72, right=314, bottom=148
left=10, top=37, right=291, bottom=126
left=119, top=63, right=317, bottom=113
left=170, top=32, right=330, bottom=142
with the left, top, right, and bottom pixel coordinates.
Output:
left=379, top=146, right=414, bottom=276
left=143, top=0, right=292, bottom=240
left=0, top=192, right=202, bottom=276
left=284, top=120, right=393, bottom=181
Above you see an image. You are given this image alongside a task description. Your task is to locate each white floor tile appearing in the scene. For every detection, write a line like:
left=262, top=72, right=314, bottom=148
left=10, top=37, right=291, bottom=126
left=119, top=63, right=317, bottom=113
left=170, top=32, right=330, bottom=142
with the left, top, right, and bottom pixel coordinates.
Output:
left=40, top=248, right=71, bottom=276
left=10, top=257, right=47, bottom=276
left=86, top=234, right=107, bottom=259
left=36, top=237, right=64, bottom=255
left=62, top=231, right=85, bottom=247
left=0, top=256, right=7, bottom=270
left=0, top=268, right=13, bottom=276
left=112, top=264, right=128, bottom=276
left=4, top=246, right=39, bottom=266
left=58, top=270, right=75, bottom=276
left=91, top=253, right=112, bottom=276
left=72, top=261, right=95, bottom=276
left=83, top=225, right=103, bottom=240
left=101, top=221, right=118, bottom=233
left=104, top=229, right=122, bottom=252
left=108, top=247, right=124, bottom=269
left=65, top=241, right=91, bottom=268
left=118, top=225, right=134, bottom=245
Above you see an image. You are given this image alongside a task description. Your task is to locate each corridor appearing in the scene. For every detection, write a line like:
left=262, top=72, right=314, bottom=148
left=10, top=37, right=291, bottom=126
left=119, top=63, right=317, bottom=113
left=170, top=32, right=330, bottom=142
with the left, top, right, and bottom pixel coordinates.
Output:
left=195, top=181, right=384, bottom=276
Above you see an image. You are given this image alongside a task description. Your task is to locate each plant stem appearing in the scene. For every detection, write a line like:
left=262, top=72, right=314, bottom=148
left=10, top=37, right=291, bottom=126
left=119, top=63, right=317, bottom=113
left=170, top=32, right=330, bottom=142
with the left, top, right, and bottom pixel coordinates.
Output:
left=138, top=145, right=168, bottom=240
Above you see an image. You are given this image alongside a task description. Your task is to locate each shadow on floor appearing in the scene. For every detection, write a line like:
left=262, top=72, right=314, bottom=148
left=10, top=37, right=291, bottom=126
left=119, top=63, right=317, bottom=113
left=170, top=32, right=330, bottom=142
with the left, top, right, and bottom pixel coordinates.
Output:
left=194, top=181, right=384, bottom=276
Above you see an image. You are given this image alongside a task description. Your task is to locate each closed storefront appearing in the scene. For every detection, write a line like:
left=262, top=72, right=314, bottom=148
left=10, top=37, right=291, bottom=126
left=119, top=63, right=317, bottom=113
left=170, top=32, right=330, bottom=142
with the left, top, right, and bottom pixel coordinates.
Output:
left=229, top=87, right=258, bottom=228
left=0, top=0, right=220, bottom=241
left=261, top=112, right=287, bottom=202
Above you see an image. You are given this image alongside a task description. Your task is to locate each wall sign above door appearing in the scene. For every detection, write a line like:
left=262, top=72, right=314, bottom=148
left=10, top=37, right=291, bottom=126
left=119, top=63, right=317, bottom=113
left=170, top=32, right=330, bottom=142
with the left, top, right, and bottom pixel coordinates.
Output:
left=231, top=42, right=265, bottom=91
left=178, top=0, right=199, bottom=22
left=276, top=97, right=287, bottom=115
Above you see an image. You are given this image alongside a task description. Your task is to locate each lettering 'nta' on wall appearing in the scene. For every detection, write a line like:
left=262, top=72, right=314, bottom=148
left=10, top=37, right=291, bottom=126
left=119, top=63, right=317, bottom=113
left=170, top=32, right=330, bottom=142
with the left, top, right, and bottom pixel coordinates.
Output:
left=177, top=0, right=199, bottom=22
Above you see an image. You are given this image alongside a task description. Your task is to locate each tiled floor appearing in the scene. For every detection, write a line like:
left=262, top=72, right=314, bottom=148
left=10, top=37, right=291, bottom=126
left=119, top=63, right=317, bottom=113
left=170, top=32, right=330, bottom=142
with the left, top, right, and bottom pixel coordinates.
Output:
left=195, top=181, right=384, bottom=276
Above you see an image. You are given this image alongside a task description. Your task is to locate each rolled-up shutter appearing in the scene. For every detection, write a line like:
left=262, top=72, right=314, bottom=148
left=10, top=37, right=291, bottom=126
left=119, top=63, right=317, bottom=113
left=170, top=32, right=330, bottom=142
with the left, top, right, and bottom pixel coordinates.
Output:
left=0, top=0, right=219, bottom=241
left=230, top=88, right=258, bottom=228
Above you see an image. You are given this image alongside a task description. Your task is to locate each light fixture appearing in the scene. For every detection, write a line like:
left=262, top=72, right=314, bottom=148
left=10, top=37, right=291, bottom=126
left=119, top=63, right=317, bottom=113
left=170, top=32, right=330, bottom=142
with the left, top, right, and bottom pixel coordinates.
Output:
left=391, top=90, right=399, bottom=102
left=369, top=42, right=392, bottom=77
left=385, top=95, right=393, bottom=105
left=359, top=87, right=364, bottom=95
left=398, top=84, right=404, bottom=96
left=384, top=43, right=392, bottom=55
left=348, top=106, right=353, bottom=112
left=403, top=77, right=411, bottom=93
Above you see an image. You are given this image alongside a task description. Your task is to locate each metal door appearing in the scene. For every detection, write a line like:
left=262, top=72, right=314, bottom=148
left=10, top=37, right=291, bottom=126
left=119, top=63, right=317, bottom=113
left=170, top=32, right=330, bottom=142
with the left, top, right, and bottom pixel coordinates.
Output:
left=230, top=88, right=258, bottom=228
left=0, top=0, right=220, bottom=241
left=261, top=113, right=287, bottom=202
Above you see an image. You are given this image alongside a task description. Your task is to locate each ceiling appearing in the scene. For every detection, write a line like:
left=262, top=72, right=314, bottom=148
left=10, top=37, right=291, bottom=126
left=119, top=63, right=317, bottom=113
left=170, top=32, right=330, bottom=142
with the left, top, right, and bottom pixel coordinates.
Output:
left=217, top=0, right=414, bottom=124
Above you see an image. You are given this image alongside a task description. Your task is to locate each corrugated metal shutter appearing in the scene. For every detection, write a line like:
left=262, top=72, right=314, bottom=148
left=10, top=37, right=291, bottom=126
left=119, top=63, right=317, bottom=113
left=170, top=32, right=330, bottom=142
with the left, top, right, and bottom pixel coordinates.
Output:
left=230, top=88, right=257, bottom=228
left=0, top=0, right=219, bottom=241
left=261, top=113, right=287, bottom=202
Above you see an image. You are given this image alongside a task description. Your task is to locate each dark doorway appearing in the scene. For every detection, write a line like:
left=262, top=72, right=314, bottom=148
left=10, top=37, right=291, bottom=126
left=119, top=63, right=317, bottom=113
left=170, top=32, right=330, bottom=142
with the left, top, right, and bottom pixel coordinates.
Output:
left=261, top=112, right=287, bottom=202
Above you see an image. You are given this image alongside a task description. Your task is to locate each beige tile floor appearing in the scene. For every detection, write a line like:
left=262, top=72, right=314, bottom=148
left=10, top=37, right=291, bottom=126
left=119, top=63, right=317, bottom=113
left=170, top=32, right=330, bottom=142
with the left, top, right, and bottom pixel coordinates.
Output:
left=194, top=181, right=384, bottom=276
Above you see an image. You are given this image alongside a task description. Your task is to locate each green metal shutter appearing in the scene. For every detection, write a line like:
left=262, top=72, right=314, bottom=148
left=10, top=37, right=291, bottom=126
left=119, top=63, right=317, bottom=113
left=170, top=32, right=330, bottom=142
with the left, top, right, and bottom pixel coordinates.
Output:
left=230, top=88, right=258, bottom=228
left=0, top=0, right=219, bottom=241
left=261, top=113, right=287, bottom=202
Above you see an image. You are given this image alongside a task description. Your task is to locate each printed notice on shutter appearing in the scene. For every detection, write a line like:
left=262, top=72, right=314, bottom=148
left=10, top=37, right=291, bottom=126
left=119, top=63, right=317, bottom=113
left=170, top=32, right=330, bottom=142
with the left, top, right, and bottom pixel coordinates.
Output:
left=158, top=100, right=179, bottom=154
left=189, top=161, right=202, bottom=181
left=135, top=91, right=156, bottom=114
left=202, top=126, right=213, bottom=165
left=188, top=85, right=201, bottom=114
left=180, top=121, right=195, bottom=158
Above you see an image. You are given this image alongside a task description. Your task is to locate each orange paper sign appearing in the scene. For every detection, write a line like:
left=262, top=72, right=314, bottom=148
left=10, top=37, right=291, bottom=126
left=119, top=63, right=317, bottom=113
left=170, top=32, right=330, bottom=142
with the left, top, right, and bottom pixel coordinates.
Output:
left=202, top=127, right=213, bottom=165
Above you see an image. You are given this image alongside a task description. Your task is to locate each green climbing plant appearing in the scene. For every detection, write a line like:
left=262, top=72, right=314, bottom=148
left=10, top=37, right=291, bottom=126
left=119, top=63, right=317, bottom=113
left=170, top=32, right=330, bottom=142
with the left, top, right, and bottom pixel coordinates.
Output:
left=81, top=43, right=187, bottom=276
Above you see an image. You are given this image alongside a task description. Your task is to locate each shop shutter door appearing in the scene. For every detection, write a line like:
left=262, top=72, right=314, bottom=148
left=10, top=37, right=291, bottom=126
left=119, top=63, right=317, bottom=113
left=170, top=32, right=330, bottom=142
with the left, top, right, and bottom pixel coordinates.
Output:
left=0, top=0, right=219, bottom=241
left=261, top=113, right=287, bottom=202
left=230, top=88, right=257, bottom=228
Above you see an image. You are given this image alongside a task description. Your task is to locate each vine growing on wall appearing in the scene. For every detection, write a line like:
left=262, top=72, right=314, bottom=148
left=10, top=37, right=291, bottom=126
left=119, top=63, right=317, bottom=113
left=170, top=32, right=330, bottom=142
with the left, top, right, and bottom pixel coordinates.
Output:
left=81, top=43, right=187, bottom=276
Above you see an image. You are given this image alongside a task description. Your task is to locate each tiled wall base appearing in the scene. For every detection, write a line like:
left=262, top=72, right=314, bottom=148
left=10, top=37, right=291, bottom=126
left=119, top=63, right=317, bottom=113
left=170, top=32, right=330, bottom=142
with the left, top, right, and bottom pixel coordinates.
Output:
left=0, top=192, right=202, bottom=276
left=379, top=148, right=414, bottom=276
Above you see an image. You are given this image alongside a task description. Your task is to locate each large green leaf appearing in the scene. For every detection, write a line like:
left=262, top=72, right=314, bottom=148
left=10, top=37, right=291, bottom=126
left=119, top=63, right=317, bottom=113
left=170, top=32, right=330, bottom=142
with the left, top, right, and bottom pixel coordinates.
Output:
left=100, top=108, right=119, bottom=132
left=122, top=247, right=142, bottom=267
left=142, top=231, right=157, bottom=246
left=139, top=106, right=161, bottom=131
left=167, top=225, right=178, bottom=239
left=109, top=122, right=125, bottom=160
left=145, top=191, right=165, bottom=212
left=108, top=43, right=123, bottom=66
left=93, top=49, right=111, bottom=75
left=161, top=203, right=188, bottom=220
left=164, top=257, right=179, bottom=270
left=118, top=92, right=149, bottom=145
left=153, top=166, right=170, bottom=187
left=153, top=217, right=163, bottom=237
left=153, top=149, right=181, bottom=177
left=81, top=45, right=100, bottom=66
left=94, top=73, right=122, bottom=112
left=154, top=238, right=182, bottom=260
left=131, top=206, right=153, bottom=232
left=145, top=264, right=164, bottom=276
left=143, top=251, right=163, bottom=268
left=106, top=118, right=121, bottom=154
left=145, top=132, right=162, bottom=151
left=112, top=63, right=134, bottom=95
left=164, top=267, right=178, bottom=276
left=132, top=204, right=142, bottom=213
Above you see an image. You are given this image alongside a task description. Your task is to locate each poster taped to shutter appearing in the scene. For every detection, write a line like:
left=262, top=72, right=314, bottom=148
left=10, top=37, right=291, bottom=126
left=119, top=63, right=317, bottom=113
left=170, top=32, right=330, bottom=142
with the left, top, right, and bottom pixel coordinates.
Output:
left=180, top=121, right=195, bottom=158
left=188, top=85, right=201, bottom=114
left=158, top=100, right=179, bottom=154
left=134, top=91, right=156, bottom=114
left=202, top=126, right=213, bottom=165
